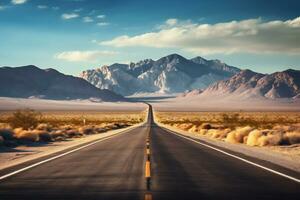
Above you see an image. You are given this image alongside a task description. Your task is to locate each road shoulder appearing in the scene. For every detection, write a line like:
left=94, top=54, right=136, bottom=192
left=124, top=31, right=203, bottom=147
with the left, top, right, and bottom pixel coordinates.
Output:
left=0, top=122, right=145, bottom=172
left=155, top=121, right=300, bottom=174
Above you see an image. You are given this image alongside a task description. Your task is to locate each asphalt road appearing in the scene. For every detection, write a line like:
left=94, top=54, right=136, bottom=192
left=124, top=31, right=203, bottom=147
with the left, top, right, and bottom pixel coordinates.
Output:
left=0, top=105, right=299, bottom=200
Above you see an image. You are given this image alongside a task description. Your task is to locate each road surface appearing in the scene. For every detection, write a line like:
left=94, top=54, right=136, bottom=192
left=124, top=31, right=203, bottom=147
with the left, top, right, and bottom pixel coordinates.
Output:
left=0, top=105, right=299, bottom=199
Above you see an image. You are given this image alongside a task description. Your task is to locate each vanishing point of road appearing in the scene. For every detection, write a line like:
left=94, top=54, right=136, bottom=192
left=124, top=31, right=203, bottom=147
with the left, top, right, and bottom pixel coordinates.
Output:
left=0, top=105, right=299, bottom=200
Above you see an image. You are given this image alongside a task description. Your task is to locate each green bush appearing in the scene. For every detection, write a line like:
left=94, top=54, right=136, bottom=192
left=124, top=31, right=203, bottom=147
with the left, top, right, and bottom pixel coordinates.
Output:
left=8, top=109, right=42, bottom=130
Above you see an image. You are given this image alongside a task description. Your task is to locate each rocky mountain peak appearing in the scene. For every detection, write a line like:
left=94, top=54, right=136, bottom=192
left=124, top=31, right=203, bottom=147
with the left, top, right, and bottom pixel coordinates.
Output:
left=80, top=54, right=240, bottom=96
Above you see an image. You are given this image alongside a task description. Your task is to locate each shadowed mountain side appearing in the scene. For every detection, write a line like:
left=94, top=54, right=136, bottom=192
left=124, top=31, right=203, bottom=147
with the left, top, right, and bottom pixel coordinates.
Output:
left=0, top=65, right=124, bottom=101
left=182, top=69, right=300, bottom=100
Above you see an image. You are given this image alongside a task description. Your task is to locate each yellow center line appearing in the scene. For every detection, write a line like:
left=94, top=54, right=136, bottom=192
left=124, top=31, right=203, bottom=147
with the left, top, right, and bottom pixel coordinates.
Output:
left=145, top=130, right=152, bottom=193
left=144, top=193, right=152, bottom=200
left=145, top=160, right=151, bottom=178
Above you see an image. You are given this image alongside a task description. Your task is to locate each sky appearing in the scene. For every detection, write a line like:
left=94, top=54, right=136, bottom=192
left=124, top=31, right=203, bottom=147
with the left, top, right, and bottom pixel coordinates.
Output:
left=0, top=0, right=300, bottom=75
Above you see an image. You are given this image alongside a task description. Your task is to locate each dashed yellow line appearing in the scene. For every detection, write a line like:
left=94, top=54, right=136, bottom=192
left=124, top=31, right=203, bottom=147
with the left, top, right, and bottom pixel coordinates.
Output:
left=145, top=160, right=151, bottom=178
left=144, top=193, right=152, bottom=200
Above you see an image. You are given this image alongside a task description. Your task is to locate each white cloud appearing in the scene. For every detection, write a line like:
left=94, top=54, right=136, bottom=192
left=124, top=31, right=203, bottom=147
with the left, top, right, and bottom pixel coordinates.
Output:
left=97, top=15, right=106, bottom=19
left=97, top=22, right=109, bottom=26
left=100, top=17, right=300, bottom=55
left=83, top=16, right=93, bottom=23
left=55, top=50, right=117, bottom=62
left=11, top=0, right=27, bottom=5
left=0, top=5, right=6, bottom=10
left=62, top=13, right=79, bottom=20
left=165, top=18, right=178, bottom=26
left=37, top=5, right=48, bottom=9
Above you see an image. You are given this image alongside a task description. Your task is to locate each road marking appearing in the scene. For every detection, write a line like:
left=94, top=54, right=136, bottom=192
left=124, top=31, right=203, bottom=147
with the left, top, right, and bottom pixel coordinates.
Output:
left=144, top=193, right=152, bottom=200
left=145, top=161, right=151, bottom=178
left=0, top=125, right=143, bottom=181
left=146, top=149, right=150, bottom=155
left=163, top=127, right=300, bottom=184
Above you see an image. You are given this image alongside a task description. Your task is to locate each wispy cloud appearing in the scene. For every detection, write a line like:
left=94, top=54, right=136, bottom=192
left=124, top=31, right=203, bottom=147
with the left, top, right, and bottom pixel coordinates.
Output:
left=97, top=22, right=109, bottom=26
left=62, top=13, right=79, bottom=20
left=37, top=5, right=48, bottom=9
left=97, top=15, right=106, bottom=19
left=83, top=16, right=93, bottom=23
left=11, top=0, right=27, bottom=5
left=100, top=17, right=300, bottom=55
left=54, top=50, right=117, bottom=62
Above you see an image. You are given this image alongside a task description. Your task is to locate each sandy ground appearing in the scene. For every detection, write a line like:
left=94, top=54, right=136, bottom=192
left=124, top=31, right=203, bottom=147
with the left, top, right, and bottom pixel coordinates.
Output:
left=0, top=121, right=146, bottom=171
left=151, top=95, right=300, bottom=112
left=0, top=97, right=147, bottom=111
left=154, top=120, right=300, bottom=173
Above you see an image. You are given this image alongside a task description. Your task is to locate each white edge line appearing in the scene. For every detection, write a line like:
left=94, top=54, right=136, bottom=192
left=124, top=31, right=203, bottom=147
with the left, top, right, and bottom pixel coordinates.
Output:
left=161, top=126, right=300, bottom=184
left=0, top=124, right=144, bottom=181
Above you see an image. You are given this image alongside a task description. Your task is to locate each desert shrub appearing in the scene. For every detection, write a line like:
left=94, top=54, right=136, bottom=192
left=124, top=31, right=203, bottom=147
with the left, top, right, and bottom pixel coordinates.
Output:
left=225, top=131, right=239, bottom=144
left=60, top=125, right=73, bottom=131
left=206, top=129, right=219, bottom=138
left=188, top=125, right=200, bottom=133
left=94, top=127, right=106, bottom=133
left=178, top=123, right=194, bottom=131
left=14, top=129, right=39, bottom=142
left=78, top=127, right=94, bottom=135
left=36, top=123, right=53, bottom=132
left=222, top=113, right=239, bottom=124
left=8, top=109, right=41, bottom=130
left=0, top=129, right=14, bottom=140
left=199, top=129, right=208, bottom=135
left=225, top=126, right=254, bottom=144
left=51, top=130, right=66, bottom=140
left=65, top=129, right=82, bottom=138
left=257, top=132, right=282, bottom=146
left=246, top=130, right=263, bottom=146
left=34, top=130, right=52, bottom=142
left=283, top=132, right=300, bottom=145
left=246, top=130, right=272, bottom=146
left=201, top=123, right=212, bottom=130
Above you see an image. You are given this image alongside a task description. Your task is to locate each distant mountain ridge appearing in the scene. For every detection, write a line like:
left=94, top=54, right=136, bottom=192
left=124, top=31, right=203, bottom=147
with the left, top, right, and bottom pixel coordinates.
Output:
left=183, top=69, right=300, bottom=99
left=0, top=65, right=123, bottom=101
left=80, top=54, right=240, bottom=96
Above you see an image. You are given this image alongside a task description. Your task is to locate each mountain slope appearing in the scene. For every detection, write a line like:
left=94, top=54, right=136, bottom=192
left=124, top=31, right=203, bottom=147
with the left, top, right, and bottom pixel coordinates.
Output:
left=80, top=54, right=240, bottom=96
left=0, top=65, right=123, bottom=101
left=184, top=69, right=300, bottom=99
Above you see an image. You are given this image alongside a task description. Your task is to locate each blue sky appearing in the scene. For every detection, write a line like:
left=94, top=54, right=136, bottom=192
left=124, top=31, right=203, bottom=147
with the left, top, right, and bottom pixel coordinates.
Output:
left=0, top=0, right=300, bottom=75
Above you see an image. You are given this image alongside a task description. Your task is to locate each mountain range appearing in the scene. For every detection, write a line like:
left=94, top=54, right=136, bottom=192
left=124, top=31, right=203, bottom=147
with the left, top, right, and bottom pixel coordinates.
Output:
left=0, top=65, right=123, bottom=101
left=80, top=54, right=240, bottom=96
left=182, top=69, right=300, bottom=99
left=1, top=54, right=299, bottom=102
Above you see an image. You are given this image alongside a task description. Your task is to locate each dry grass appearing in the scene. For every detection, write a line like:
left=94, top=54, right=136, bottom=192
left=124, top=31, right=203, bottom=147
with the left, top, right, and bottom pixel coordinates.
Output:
left=0, top=110, right=146, bottom=146
left=156, top=111, right=300, bottom=147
